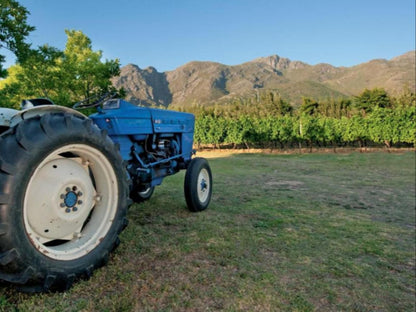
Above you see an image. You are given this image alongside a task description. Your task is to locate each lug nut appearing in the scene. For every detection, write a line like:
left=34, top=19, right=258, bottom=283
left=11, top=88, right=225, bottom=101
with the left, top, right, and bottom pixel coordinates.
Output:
left=72, top=186, right=77, bottom=191
left=60, top=194, right=65, bottom=199
left=77, top=191, right=83, bottom=197
left=65, top=208, right=71, bottom=213
left=72, top=207, right=78, bottom=212
left=60, top=203, right=66, bottom=207
left=77, top=200, right=83, bottom=205
left=66, top=187, right=71, bottom=192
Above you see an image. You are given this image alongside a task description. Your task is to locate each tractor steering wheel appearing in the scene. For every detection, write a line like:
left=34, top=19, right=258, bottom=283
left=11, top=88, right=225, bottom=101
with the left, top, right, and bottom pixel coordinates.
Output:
left=73, top=93, right=116, bottom=110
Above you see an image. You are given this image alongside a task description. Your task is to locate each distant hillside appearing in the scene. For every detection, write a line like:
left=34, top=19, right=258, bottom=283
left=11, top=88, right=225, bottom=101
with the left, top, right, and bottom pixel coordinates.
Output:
left=112, top=51, right=415, bottom=107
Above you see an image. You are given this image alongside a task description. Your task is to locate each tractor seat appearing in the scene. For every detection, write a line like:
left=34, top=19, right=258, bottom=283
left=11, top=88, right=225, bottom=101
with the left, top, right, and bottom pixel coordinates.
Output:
left=21, top=98, right=55, bottom=110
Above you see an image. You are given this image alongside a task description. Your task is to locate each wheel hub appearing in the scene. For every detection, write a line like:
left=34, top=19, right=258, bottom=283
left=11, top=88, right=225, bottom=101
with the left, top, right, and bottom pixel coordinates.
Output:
left=64, top=191, right=78, bottom=207
left=61, top=187, right=83, bottom=212
left=200, top=179, right=207, bottom=192
left=25, top=158, right=96, bottom=243
left=197, top=169, right=210, bottom=203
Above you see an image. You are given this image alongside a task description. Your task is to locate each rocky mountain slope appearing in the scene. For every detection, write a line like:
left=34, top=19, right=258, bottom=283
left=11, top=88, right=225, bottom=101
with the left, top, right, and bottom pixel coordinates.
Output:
left=112, top=51, right=415, bottom=107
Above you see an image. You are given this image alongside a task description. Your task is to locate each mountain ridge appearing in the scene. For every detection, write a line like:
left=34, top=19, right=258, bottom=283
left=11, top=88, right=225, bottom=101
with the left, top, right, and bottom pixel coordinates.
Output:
left=112, top=51, right=415, bottom=107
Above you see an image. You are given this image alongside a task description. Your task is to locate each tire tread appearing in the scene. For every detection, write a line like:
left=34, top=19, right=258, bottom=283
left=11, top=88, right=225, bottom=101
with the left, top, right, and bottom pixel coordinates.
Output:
left=0, top=113, right=130, bottom=292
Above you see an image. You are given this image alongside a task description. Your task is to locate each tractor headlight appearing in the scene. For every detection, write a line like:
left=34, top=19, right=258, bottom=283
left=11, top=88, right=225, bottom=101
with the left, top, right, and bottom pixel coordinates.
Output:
left=103, top=99, right=120, bottom=110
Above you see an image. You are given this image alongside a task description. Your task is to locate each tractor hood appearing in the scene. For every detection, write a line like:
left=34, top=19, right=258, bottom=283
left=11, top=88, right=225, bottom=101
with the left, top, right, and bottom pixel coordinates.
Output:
left=90, top=99, right=194, bottom=135
left=149, top=107, right=195, bottom=134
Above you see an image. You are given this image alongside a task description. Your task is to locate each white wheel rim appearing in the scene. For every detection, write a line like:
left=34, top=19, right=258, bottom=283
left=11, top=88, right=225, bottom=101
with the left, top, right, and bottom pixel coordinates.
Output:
left=197, top=168, right=210, bottom=204
left=23, top=144, right=119, bottom=261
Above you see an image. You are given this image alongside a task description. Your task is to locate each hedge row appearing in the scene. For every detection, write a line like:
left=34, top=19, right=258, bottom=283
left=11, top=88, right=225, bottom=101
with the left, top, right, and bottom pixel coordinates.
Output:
left=194, top=107, right=415, bottom=148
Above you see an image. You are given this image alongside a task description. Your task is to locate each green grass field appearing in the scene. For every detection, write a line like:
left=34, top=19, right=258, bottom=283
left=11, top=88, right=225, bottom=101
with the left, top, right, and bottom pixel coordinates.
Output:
left=1, top=152, right=415, bottom=311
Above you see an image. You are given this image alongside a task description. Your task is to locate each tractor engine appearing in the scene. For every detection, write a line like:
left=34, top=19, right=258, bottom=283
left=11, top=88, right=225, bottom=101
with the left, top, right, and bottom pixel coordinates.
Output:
left=89, top=99, right=195, bottom=189
left=126, top=134, right=182, bottom=191
left=148, top=135, right=180, bottom=159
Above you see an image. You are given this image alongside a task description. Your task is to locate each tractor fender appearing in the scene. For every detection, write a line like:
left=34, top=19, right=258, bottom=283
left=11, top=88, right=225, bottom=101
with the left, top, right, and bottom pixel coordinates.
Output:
left=0, top=108, right=19, bottom=127
left=9, top=105, right=87, bottom=128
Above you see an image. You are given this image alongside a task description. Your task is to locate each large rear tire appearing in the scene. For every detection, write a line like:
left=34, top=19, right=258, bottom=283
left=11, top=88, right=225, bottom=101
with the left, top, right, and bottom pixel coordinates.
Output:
left=0, top=113, right=129, bottom=292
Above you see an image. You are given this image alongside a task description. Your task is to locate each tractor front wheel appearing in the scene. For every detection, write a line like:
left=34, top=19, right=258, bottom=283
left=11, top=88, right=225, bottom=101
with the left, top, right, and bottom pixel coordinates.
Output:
left=184, top=158, right=212, bottom=212
left=0, top=113, right=129, bottom=291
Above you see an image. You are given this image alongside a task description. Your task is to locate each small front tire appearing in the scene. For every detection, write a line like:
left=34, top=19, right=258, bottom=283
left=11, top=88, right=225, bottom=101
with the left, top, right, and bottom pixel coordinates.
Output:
left=184, top=158, right=212, bottom=212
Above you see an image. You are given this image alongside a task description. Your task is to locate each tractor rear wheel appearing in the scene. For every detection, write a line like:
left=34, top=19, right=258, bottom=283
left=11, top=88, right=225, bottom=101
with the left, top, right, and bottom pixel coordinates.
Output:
left=0, top=113, right=129, bottom=292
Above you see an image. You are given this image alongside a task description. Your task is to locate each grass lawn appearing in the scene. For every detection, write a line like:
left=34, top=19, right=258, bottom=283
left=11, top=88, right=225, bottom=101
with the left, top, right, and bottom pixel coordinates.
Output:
left=0, top=151, right=415, bottom=311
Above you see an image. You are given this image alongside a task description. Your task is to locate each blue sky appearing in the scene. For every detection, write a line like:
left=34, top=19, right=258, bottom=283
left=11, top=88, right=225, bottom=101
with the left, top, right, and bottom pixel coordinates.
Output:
left=3, top=0, right=415, bottom=71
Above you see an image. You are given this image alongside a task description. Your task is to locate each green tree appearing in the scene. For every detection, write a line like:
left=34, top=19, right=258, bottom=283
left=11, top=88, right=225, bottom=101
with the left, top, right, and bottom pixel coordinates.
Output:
left=354, top=88, right=391, bottom=114
left=317, top=98, right=352, bottom=118
left=258, top=91, right=293, bottom=117
left=0, top=30, right=120, bottom=107
left=393, top=86, right=416, bottom=108
left=0, top=0, right=34, bottom=77
left=0, top=64, right=24, bottom=108
left=61, top=30, right=120, bottom=103
left=300, top=97, right=319, bottom=116
left=16, top=46, right=63, bottom=98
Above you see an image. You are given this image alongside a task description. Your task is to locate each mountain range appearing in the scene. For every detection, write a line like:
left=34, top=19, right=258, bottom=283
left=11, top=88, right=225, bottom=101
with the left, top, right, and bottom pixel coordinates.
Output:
left=112, top=51, right=415, bottom=108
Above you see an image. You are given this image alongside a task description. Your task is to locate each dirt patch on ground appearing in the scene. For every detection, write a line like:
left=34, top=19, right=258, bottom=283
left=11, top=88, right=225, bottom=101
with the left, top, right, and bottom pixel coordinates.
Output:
left=266, top=180, right=304, bottom=189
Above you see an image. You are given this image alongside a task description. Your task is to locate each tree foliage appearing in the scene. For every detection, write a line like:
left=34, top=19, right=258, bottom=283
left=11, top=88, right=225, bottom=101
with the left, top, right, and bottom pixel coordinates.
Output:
left=354, top=88, right=391, bottom=114
left=177, top=90, right=293, bottom=119
left=191, top=88, right=415, bottom=149
left=61, top=30, right=120, bottom=102
left=0, top=30, right=120, bottom=108
left=300, top=97, right=319, bottom=116
left=0, top=0, right=34, bottom=77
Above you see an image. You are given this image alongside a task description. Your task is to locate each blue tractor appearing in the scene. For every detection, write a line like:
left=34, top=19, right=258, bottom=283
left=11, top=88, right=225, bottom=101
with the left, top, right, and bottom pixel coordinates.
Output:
left=0, top=95, right=212, bottom=291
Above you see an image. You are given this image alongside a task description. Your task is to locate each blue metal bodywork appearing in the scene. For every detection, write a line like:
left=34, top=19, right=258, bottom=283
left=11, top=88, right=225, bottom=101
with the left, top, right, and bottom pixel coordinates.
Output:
left=89, top=99, right=195, bottom=187
left=0, top=97, right=198, bottom=198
